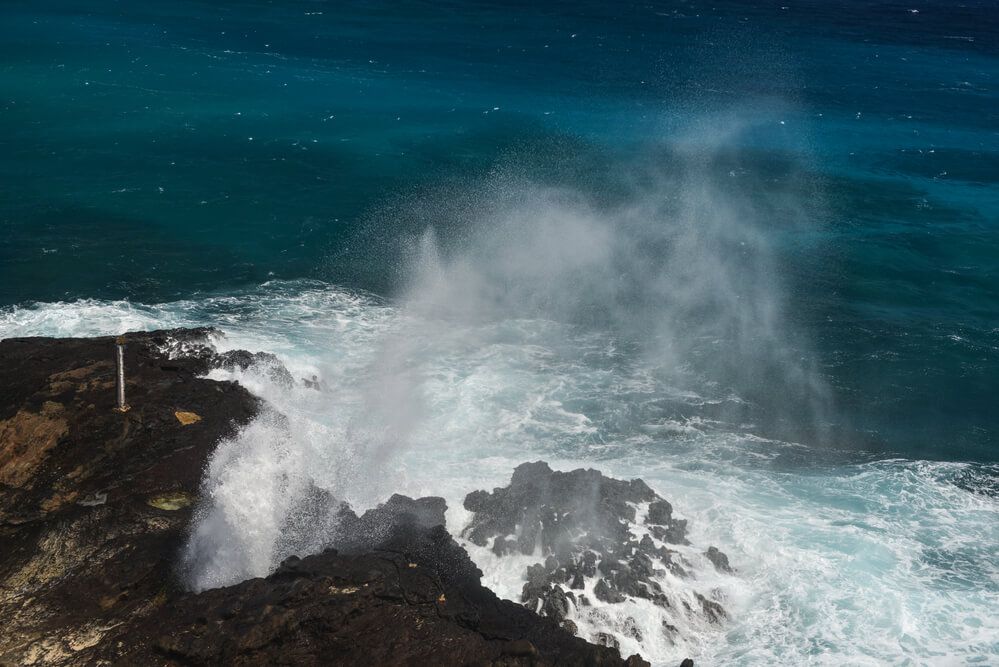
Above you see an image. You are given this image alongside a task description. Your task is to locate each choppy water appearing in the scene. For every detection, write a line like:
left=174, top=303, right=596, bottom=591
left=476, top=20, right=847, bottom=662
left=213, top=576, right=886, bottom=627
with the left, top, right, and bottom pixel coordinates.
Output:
left=2, top=0, right=998, bottom=664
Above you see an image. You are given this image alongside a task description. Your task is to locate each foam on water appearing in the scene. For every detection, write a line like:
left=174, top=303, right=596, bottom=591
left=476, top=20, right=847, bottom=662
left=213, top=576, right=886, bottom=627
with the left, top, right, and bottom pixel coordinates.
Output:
left=1, top=286, right=996, bottom=665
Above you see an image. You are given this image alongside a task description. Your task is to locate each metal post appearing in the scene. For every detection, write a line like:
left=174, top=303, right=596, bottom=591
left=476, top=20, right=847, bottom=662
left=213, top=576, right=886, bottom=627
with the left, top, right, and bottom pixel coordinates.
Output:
left=114, top=336, right=130, bottom=412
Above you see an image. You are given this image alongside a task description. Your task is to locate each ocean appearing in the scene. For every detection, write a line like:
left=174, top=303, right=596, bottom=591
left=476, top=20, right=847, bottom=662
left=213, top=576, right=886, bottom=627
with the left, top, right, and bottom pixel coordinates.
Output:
left=1, top=1, right=997, bottom=664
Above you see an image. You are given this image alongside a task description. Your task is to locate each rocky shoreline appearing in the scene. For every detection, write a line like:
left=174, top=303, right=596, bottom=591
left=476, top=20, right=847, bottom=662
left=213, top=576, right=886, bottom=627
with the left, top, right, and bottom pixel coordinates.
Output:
left=0, top=329, right=710, bottom=666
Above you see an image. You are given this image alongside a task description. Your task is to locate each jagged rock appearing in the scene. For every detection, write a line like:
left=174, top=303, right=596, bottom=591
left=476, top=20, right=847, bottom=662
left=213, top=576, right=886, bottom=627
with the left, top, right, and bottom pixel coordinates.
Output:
left=706, top=546, right=733, bottom=573
left=595, top=578, right=627, bottom=603
left=463, top=461, right=657, bottom=556
left=462, top=461, right=730, bottom=649
left=541, top=585, right=571, bottom=622
left=594, top=632, right=621, bottom=650
left=215, top=349, right=295, bottom=387
left=647, top=499, right=673, bottom=524
left=621, top=616, right=643, bottom=642
left=695, top=592, right=727, bottom=624
left=148, top=327, right=294, bottom=387
left=645, top=499, right=690, bottom=544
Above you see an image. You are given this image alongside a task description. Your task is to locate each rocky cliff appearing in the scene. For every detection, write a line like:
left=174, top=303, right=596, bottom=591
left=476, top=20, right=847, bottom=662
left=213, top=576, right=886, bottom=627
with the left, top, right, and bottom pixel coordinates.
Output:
left=0, top=329, right=652, bottom=666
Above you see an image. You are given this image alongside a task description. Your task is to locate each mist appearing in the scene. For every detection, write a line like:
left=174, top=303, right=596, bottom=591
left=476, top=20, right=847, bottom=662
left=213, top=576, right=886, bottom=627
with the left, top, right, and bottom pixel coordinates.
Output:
left=181, top=118, right=834, bottom=591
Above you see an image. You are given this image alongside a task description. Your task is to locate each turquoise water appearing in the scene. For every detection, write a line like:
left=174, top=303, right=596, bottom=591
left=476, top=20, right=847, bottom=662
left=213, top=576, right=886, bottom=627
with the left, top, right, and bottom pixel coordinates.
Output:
left=1, top=2, right=997, bottom=663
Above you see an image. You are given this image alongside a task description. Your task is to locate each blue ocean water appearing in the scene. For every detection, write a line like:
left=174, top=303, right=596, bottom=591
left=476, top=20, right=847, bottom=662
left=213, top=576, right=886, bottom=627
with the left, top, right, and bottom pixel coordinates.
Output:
left=1, top=2, right=997, bottom=663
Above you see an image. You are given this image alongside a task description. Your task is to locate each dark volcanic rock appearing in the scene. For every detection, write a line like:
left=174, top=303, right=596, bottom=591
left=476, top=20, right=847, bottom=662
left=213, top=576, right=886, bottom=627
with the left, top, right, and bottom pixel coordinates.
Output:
left=0, top=328, right=259, bottom=664
left=0, top=330, right=649, bottom=666
left=705, top=546, right=733, bottom=573
left=463, top=462, right=729, bottom=646
left=114, top=503, right=647, bottom=666
left=150, top=327, right=295, bottom=386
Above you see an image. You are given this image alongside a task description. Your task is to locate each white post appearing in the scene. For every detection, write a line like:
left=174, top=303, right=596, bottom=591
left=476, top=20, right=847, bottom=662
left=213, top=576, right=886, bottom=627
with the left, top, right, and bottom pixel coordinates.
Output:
left=115, top=336, right=130, bottom=412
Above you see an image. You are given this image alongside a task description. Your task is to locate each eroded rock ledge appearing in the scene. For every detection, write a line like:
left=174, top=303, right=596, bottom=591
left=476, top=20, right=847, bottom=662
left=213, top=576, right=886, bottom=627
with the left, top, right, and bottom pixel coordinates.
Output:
left=0, top=329, right=654, bottom=666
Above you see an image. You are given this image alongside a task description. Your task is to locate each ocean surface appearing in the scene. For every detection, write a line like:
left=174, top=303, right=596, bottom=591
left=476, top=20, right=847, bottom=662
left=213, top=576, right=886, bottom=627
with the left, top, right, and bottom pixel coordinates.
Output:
left=1, top=1, right=997, bottom=664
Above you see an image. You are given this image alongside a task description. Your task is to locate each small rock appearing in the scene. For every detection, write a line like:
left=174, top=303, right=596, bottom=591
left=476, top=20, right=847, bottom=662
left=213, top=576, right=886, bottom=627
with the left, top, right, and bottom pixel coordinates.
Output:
left=540, top=586, right=571, bottom=622
left=621, top=616, right=643, bottom=642
left=146, top=492, right=194, bottom=511
left=78, top=492, right=108, bottom=507
left=695, top=592, right=727, bottom=624
left=705, top=546, right=732, bottom=573
left=594, top=578, right=626, bottom=604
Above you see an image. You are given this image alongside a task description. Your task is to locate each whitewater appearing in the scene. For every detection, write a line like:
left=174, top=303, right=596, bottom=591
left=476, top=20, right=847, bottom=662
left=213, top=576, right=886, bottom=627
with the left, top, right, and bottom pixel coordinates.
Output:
left=2, top=277, right=996, bottom=665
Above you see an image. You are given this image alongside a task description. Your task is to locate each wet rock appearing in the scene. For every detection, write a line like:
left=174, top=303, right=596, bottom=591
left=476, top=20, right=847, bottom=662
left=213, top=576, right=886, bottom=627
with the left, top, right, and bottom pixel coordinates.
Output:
left=462, top=461, right=729, bottom=648
left=647, top=499, right=673, bottom=524
left=680, top=659, right=695, bottom=667
left=595, top=578, right=627, bottom=603
left=594, top=632, right=621, bottom=650
left=540, top=585, right=571, bottom=622
left=621, top=616, right=643, bottom=642
left=645, top=499, right=689, bottom=544
left=695, top=592, right=727, bottom=624
left=215, top=349, right=295, bottom=387
left=705, top=546, right=733, bottom=573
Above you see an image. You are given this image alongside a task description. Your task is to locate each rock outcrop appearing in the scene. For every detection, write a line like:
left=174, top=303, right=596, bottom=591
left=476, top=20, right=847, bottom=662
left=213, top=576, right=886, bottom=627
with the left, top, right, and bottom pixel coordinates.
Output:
left=0, top=329, right=652, bottom=666
left=463, top=462, right=730, bottom=649
left=0, top=328, right=260, bottom=665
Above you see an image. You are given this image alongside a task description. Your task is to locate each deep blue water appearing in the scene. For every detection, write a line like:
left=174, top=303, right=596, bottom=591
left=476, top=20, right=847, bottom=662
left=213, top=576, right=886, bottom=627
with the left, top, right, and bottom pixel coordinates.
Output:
left=1, top=0, right=997, bottom=465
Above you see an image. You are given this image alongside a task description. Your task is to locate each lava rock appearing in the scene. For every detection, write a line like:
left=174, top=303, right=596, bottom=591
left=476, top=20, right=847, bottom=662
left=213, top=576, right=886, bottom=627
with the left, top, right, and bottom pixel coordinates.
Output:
left=595, top=578, right=627, bottom=604
left=215, top=349, right=295, bottom=387
left=705, top=546, right=733, bottom=573
left=462, top=461, right=730, bottom=648
left=695, top=592, right=728, bottom=624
